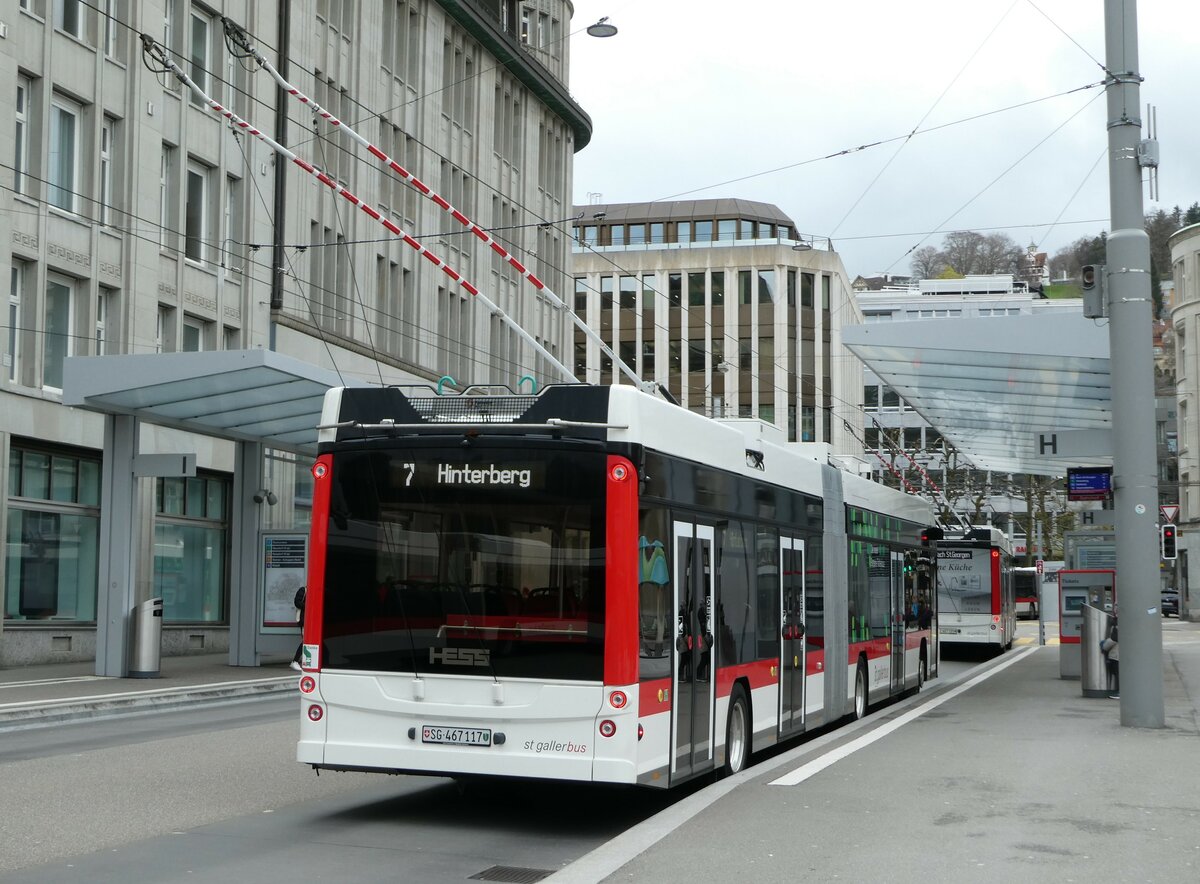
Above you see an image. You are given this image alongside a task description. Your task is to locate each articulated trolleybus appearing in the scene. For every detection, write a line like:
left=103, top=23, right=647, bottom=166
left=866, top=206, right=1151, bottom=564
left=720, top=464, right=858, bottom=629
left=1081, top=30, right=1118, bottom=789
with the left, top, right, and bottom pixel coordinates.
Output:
left=936, top=526, right=1016, bottom=652
left=297, top=384, right=937, bottom=788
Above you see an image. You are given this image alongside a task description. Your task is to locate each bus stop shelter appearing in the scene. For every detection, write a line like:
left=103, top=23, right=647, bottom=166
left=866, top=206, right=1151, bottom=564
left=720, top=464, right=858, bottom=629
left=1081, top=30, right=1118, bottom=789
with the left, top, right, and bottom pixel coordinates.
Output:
left=841, top=312, right=1112, bottom=477
left=63, top=349, right=368, bottom=676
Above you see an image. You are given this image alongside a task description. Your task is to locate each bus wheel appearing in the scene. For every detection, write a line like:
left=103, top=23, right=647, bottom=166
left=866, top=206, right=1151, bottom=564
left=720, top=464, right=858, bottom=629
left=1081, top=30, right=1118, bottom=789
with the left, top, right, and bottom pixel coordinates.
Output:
left=854, top=660, right=869, bottom=720
left=723, top=685, right=751, bottom=777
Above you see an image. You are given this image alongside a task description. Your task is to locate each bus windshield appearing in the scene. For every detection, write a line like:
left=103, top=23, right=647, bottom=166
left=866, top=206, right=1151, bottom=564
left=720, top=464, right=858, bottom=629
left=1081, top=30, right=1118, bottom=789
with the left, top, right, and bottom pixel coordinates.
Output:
left=319, top=447, right=607, bottom=680
left=936, top=546, right=992, bottom=615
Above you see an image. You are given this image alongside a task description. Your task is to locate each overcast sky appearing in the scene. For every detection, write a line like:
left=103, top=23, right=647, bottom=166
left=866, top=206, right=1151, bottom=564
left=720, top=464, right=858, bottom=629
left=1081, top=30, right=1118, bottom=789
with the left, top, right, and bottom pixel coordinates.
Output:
left=566, top=0, right=1199, bottom=280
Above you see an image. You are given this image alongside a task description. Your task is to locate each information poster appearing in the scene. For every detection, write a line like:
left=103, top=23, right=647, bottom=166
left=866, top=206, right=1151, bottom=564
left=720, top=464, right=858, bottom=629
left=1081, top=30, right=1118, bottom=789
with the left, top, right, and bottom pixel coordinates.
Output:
left=262, top=533, right=308, bottom=628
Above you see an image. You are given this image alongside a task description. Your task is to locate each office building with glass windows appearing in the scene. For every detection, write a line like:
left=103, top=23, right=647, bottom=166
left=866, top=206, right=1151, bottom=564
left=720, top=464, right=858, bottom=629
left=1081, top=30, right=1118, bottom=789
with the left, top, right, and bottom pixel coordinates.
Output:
left=569, top=199, right=864, bottom=454
left=1, top=0, right=586, bottom=666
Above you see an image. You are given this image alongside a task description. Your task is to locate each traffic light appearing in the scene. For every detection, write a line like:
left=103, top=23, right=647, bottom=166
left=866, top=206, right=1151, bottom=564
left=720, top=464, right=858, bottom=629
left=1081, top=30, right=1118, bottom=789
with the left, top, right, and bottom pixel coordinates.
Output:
left=1161, top=523, right=1178, bottom=560
left=1081, top=264, right=1106, bottom=318
left=920, top=526, right=944, bottom=547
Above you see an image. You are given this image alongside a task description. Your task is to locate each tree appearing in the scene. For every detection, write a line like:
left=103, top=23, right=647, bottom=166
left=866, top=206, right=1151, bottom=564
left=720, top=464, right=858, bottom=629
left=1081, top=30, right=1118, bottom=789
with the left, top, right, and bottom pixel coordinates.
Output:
left=910, top=245, right=945, bottom=280
left=976, top=233, right=1024, bottom=275
left=940, top=231, right=985, bottom=276
left=1185, top=202, right=1200, bottom=225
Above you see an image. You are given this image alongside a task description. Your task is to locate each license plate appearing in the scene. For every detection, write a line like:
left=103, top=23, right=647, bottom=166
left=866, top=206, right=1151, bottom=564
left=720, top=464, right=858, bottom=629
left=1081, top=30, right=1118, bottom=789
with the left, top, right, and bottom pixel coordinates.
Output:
left=941, top=627, right=961, bottom=634
left=421, top=725, right=491, bottom=746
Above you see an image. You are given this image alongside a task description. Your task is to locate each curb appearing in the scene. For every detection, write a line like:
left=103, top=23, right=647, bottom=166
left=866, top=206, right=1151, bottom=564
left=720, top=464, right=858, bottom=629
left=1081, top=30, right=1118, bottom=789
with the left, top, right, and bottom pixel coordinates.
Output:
left=0, top=677, right=298, bottom=730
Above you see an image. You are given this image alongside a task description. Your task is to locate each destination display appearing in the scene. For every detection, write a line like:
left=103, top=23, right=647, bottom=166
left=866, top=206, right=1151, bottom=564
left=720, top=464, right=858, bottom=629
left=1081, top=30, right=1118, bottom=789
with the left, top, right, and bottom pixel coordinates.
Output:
left=388, top=458, right=546, bottom=492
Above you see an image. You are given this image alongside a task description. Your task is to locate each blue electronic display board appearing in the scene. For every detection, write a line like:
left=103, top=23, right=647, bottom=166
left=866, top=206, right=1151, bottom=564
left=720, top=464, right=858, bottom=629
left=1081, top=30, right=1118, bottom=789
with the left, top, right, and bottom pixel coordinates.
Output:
left=1066, top=467, right=1112, bottom=501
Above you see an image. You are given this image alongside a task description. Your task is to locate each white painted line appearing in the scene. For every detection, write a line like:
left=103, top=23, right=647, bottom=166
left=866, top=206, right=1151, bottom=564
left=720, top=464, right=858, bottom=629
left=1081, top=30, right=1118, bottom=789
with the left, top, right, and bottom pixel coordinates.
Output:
left=0, top=676, right=105, bottom=690
left=769, top=645, right=1038, bottom=786
left=0, top=676, right=296, bottom=712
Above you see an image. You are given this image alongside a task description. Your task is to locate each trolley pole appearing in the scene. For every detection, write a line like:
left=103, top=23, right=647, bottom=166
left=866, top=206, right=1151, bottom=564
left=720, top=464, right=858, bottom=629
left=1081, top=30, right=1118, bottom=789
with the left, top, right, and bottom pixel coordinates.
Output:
left=1103, top=0, right=1163, bottom=727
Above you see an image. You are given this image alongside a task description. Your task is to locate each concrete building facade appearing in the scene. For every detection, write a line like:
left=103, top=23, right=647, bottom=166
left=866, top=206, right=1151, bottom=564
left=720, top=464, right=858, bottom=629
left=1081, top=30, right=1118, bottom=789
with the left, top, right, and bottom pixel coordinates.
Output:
left=1169, top=222, right=1200, bottom=619
left=1, top=0, right=589, bottom=665
left=569, top=199, right=863, bottom=455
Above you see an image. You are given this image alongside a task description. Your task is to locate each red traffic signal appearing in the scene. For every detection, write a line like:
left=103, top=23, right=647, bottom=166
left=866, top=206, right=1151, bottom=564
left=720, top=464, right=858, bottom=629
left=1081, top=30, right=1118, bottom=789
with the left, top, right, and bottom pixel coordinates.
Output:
left=1161, top=524, right=1178, bottom=560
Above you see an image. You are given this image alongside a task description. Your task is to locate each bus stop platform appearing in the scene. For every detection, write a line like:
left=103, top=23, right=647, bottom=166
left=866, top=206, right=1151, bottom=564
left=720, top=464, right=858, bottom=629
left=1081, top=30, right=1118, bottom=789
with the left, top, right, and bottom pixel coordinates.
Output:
left=554, top=618, right=1200, bottom=883
left=0, top=654, right=296, bottom=729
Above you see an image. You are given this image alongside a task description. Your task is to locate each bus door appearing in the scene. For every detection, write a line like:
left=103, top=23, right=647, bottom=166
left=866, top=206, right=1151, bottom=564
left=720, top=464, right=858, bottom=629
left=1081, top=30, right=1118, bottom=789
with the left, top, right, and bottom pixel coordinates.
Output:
left=779, top=537, right=806, bottom=735
left=671, top=521, right=715, bottom=780
left=891, top=551, right=905, bottom=693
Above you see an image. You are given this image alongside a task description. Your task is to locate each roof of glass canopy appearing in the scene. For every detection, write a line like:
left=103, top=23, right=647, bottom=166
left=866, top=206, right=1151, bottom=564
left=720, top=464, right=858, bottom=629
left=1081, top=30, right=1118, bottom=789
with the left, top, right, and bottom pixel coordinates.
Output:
left=63, top=350, right=370, bottom=455
left=842, top=313, right=1111, bottom=476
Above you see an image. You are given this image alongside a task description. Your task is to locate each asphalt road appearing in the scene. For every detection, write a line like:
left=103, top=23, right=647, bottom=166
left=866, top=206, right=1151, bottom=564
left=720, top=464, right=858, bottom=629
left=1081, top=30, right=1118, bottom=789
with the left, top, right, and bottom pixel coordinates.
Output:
left=0, top=646, right=987, bottom=882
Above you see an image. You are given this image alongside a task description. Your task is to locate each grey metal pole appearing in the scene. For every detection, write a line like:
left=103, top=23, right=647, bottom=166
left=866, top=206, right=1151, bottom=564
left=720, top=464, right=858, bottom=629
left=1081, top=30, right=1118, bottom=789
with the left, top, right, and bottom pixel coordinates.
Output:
left=1103, top=0, right=1163, bottom=727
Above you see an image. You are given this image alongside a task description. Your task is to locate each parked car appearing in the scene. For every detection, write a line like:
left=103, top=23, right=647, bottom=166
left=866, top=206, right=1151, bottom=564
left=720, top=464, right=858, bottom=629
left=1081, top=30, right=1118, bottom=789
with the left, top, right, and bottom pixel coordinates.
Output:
left=1161, top=588, right=1180, bottom=617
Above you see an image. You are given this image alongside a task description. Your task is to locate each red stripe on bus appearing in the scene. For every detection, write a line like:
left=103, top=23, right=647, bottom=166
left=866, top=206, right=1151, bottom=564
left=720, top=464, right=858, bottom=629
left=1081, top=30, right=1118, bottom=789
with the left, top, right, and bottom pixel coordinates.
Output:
left=806, top=648, right=825, bottom=676
left=303, top=455, right=333, bottom=660
left=604, top=455, right=639, bottom=686
left=639, top=678, right=672, bottom=715
left=715, top=659, right=777, bottom=698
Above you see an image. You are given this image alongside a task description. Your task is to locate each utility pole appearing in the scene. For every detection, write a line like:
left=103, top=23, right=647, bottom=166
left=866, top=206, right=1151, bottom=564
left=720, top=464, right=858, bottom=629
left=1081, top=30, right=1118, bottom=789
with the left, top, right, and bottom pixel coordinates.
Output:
left=1103, top=0, right=1163, bottom=727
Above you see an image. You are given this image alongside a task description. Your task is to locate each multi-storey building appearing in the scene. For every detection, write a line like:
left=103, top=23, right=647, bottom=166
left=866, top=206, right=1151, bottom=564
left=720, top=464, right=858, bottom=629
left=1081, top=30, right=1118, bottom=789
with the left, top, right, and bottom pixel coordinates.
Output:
left=0, top=0, right=589, bottom=665
left=569, top=199, right=863, bottom=454
left=1169, top=221, right=1200, bottom=619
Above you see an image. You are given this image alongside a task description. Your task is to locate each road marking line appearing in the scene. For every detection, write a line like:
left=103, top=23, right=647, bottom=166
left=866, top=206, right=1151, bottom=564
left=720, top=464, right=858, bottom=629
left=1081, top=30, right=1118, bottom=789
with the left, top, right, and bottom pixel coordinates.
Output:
left=0, top=676, right=105, bottom=690
left=769, top=645, right=1039, bottom=787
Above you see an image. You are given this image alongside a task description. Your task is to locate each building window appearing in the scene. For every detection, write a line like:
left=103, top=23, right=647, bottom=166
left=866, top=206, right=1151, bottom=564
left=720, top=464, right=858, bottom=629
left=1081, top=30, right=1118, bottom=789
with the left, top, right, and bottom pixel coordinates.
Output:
left=865, top=427, right=879, bottom=449
left=95, top=287, right=112, bottom=355
left=822, top=275, right=831, bottom=310
left=49, top=98, right=80, bottom=214
left=5, top=444, right=102, bottom=623
left=802, top=405, right=815, bottom=442
left=223, top=175, right=243, bottom=275
left=695, top=220, right=713, bottom=243
left=15, top=77, right=30, bottom=196
left=801, top=272, right=815, bottom=308
left=904, top=427, right=921, bottom=449
left=650, top=223, right=664, bottom=244
left=43, top=275, right=74, bottom=391
left=758, top=270, right=776, bottom=304
left=882, top=386, right=900, bottom=409
left=103, top=0, right=121, bottom=57
left=712, top=271, right=725, bottom=307
left=159, top=145, right=175, bottom=249
left=155, top=474, right=229, bottom=623
left=864, top=385, right=879, bottom=409
left=156, top=304, right=174, bottom=353
left=182, top=315, right=208, bottom=352
left=718, top=219, right=736, bottom=242
left=610, top=225, right=625, bottom=247
left=189, top=9, right=212, bottom=108
left=55, top=0, right=85, bottom=39
left=185, top=160, right=209, bottom=263
left=8, top=263, right=24, bottom=383
left=688, top=272, right=705, bottom=307
left=627, top=224, right=646, bottom=245
left=98, top=117, right=115, bottom=225
left=677, top=221, right=691, bottom=243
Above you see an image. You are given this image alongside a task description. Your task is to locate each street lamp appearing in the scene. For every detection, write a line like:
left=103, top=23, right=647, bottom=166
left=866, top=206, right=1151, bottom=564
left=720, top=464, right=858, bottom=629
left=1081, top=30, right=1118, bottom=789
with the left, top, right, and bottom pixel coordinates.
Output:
left=586, top=17, right=618, bottom=38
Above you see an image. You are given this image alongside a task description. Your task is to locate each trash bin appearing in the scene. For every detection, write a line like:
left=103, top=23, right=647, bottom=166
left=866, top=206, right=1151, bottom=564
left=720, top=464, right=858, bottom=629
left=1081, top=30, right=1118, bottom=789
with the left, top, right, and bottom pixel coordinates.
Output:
left=129, top=597, right=164, bottom=678
left=1080, top=603, right=1111, bottom=698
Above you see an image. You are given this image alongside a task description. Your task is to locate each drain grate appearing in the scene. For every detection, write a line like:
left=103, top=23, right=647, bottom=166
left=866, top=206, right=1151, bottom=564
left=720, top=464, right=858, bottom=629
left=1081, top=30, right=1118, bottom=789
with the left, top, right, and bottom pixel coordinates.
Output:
left=468, top=865, right=555, bottom=883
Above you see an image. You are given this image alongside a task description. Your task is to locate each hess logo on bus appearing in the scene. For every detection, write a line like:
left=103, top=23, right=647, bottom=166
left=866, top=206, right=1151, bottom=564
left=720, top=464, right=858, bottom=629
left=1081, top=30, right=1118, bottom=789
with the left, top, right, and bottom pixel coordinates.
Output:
left=430, top=647, right=491, bottom=667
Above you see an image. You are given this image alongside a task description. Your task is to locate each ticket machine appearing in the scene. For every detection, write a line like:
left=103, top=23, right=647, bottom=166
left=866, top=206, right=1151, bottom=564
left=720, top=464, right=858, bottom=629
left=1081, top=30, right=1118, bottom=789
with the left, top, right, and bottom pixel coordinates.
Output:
left=1059, top=569, right=1116, bottom=679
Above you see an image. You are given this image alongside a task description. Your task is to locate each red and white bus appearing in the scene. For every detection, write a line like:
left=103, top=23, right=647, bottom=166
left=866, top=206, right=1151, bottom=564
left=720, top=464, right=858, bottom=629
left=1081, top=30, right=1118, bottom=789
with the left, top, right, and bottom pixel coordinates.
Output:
left=935, top=526, right=1015, bottom=652
left=1013, top=566, right=1040, bottom=620
left=296, top=384, right=938, bottom=787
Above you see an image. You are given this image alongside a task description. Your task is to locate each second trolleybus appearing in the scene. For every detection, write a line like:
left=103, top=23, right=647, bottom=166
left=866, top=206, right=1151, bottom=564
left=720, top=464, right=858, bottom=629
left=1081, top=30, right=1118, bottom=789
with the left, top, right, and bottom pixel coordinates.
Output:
left=935, top=526, right=1016, bottom=652
left=296, top=383, right=939, bottom=787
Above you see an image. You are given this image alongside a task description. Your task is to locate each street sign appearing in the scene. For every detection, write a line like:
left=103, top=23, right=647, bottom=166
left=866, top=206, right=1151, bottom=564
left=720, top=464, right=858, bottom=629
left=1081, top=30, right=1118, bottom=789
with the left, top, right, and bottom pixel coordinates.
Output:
left=1161, top=505, right=1179, bottom=523
left=1033, top=430, right=1112, bottom=458
left=1036, top=559, right=1044, bottom=576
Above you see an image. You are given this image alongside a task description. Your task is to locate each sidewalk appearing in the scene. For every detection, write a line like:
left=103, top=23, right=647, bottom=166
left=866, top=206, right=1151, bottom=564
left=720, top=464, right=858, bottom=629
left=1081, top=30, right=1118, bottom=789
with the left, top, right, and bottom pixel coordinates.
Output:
left=554, top=617, right=1200, bottom=883
left=0, top=653, right=297, bottom=729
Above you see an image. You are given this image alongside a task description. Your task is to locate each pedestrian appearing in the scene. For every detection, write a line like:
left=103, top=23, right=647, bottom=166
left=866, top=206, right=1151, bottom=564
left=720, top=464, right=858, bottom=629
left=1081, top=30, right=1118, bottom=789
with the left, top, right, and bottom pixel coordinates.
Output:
left=291, top=585, right=306, bottom=670
left=1101, top=614, right=1119, bottom=699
